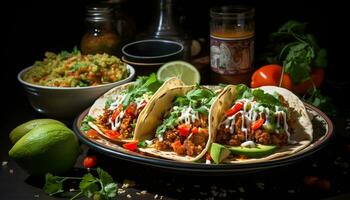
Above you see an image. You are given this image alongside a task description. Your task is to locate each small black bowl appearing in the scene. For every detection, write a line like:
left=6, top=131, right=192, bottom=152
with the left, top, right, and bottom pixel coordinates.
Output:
left=122, top=39, right=184, bottom=63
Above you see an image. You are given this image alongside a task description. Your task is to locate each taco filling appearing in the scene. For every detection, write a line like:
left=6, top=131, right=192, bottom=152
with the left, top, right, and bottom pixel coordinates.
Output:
left=94, top=74, right=162, bottom=140
left=216, top=85, right=299, bottom=149
left=151, top=87, right=218, bottom=157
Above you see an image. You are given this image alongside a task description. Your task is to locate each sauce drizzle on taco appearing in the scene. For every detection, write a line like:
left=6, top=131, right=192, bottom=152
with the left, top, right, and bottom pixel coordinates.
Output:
left=152, top=87, right=217, bottom=156
left=85, top=74, right=184, bottom=142
left=216, top=84, right=299, bottom=148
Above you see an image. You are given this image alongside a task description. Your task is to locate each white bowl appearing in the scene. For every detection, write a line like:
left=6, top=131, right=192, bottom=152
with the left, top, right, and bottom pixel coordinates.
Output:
left=18, top=64, right=135, bottom=119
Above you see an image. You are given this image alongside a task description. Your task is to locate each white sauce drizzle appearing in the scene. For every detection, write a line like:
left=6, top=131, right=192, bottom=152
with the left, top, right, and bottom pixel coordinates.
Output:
left=109, top=94, right=126, bottom=111
left=241, top=140, right=256, bottom=148
left=177, top=106, right=199, bottom=124
left=110, top=110, right=125, bottom=131
left=219, top=98, right=294, bottom=144
left=145, top=140, right=153, bottom=145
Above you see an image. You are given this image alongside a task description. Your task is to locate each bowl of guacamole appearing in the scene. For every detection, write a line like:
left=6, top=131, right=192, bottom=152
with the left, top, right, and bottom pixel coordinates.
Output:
left=18, top=48, right=135, bottom=118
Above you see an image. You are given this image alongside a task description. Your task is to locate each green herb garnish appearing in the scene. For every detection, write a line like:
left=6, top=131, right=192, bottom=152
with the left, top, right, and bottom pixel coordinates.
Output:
left=122, top=73, right=162, bottom=108
left=81, top=115, right=96, bottom=131
left=156, top=87, right=217, bottom=138
left=44, top=168, right=117, bottom=200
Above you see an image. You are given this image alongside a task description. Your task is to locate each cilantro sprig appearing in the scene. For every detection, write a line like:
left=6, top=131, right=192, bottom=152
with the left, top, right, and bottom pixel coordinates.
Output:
left=80, top=115, right=96, bottom=131
left=235, top=84, right=282, bottom=111
left=122, top=73, right=162, bottom=108
left=263, top=20, right=334, bottom=116
left=44, top=168, right=117, bottom=200
left=268, top=20, right=327, bottom=84
left=156, top=87, right=217, bottom=138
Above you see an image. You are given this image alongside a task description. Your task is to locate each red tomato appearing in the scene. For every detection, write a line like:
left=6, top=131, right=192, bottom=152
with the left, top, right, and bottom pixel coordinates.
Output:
left=111, top=105, right=123, bottom=121
left=225, top=102, right=244, bottom=117
left=293, top=68, right=325, bottom=94
left=125, top=103, right=137, bottom=117
left=191, top=127, right=199, bottom=134
left=86, top=129, right=98, bottom=139
left=123, top=141, right=138, bottom=151
left=251, top=118, right=265, bottom=131
left=251, top=64, right=293, bottom=91
left=178, top=124, right=191, bottom=137
left=199, top=128, right=208, bottom=135
left=104, top=130, right=120, bottom=140
left=83, top=156, right=97, bottom=168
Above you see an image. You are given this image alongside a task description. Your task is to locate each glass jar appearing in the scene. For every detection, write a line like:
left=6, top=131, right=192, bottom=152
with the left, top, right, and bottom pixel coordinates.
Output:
left=210, top=6, right=255, bottom=85
left=80, top=6, right=121, bottom=56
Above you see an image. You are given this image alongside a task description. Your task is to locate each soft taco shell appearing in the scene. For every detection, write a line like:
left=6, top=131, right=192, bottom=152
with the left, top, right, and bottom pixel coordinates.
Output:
left=87, top=77, right=184, bottom=143
left=211, top=85, right=313, bottom=164
left=136, top=85, right=219, bottom=162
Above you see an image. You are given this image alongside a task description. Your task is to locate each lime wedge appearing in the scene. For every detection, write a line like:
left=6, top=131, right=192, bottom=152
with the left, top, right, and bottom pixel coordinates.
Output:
left=157, top=61, right=200, bottom=85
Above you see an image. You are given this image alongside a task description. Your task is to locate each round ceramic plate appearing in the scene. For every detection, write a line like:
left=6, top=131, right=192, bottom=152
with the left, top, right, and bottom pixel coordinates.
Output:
left=73, top=102, right=333, bottom=174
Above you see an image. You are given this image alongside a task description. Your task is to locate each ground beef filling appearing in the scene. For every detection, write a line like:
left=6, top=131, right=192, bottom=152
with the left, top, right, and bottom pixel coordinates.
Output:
left=97, top=103, right=139, bottom=139
left=216, top=114, right=288, bottom=146
left=154, top=119, right=208, bottom=157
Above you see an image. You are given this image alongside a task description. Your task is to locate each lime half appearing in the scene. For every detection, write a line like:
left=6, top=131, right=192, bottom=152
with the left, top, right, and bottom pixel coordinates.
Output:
left=157, top=61, right=200, bottom=85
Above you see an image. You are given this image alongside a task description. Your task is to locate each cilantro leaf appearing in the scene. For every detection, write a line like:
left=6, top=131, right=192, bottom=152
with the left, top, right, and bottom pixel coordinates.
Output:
left=235, top=84, right=251, bottom=99
left=97, top=168, right=114, bottom=186
left=194, top=105, right=209, bottom=115
left=186, top=88, right=215, bottom=101
left=81, top=115, right=96, bottom=131
left=252, top=89, right=281, bottom=109
left=156, top=109, right=180, bottom=138
left=44, top=168, right=118, bottom=200
left=137, top=141, right=147, bottom=148
left=283, top=43, right=313, bottom=83
left=44, top=173, right=64, bottom=196
left=102, top=183, right=118, bottom=198
left=266, top=20, right=327, bottom=85
left=79, top=173, right=98, bottom=198
left=156, top=87, right=217, bottom=138
left=174, top=96, right=189, bottom=107
left=314, top=48, right=328, bottom=67
left=122, top=73, right=161, bottom=107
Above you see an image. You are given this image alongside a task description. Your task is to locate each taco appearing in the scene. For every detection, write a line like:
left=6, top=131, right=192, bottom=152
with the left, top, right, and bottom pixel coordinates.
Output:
left=85, top=74, right=184, bottom=142
left=135, top=85, right=222, bottom=162
left=210, top=85, right=313, bottom=164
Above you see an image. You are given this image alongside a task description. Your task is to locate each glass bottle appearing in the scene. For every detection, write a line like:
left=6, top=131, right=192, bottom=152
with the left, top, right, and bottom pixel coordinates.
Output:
left=80, top=5, right=121, bottom=56
left=210, top=6, right=255, bottom=85
left=140, top=0, right=191, bottom=60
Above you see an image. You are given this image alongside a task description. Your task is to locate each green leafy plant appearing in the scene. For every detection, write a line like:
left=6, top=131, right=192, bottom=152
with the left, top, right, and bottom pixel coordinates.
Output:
left=264, top=20, right=335, bottom=117
left=267, top=20, right=327, bottom=83
left=44, top=168, right=117, bottom=200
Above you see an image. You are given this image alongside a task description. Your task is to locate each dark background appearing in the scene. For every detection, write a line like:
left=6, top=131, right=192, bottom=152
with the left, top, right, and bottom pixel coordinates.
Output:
left=4, top=0, right=346, bottom=119
left=4, top=0, right=342, bottom=98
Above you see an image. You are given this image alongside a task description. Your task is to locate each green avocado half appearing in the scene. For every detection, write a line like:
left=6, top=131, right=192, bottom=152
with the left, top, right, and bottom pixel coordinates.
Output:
left=228, top=144, right=277, bottom=158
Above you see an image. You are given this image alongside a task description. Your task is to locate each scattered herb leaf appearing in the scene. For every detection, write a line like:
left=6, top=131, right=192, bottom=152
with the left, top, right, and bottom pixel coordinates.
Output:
left=43, top=168, right=118, bottom=200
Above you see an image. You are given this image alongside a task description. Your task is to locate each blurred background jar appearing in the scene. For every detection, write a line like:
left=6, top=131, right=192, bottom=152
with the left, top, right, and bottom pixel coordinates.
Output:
left=210, top=6, right=255, bottom=85
left=137, top=0, right=191, bottom=60
left=80, top=5, right=121, bottom=56
left=108, top=0, right=136, bottom=47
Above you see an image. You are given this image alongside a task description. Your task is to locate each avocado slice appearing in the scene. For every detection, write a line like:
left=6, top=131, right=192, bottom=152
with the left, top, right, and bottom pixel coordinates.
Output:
left=210, top=143, right=231, bottom=164
left=228, top=144, right=277, bottom=158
